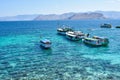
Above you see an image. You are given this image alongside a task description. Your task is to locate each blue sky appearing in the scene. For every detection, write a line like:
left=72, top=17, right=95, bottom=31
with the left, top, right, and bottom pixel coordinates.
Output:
left=0, top=0, right=120, bottom=17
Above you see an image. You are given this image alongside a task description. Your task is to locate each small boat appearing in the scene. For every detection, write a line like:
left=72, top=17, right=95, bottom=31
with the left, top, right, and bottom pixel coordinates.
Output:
left=116, top=26, right=120, bottom=28
left=66, top=31, right=85, bottom=41
left=100, top=23, right=112, bottom=28
left=40, top=39, right=51, bottom=49
left=57, top=25, right=74, bottom=35
left=83, top=36, right=109, bottom=46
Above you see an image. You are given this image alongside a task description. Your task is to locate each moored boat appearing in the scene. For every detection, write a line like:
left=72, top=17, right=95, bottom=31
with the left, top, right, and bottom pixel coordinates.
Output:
left=40, top=39, right=51, bottom=49
left=100, top=23, right=112, bottom=28
left=116, top=26, right=120, bottom=28
left=83, top=36, right=109, bottom=46
left=66, top=31, right=85, bottom=41
left=57, top=25, right=74, bottom=35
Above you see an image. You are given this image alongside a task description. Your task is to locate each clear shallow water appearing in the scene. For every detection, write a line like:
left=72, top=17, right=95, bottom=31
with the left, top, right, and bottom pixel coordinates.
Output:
left=0, top=20, right=120, bottom=80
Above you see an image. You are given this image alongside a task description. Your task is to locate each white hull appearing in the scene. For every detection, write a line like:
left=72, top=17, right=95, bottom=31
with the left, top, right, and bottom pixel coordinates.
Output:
left=66, top=31, right=84, bottom=41
left=66, top=35, right=81, bottom=41
left=83, top=38, right=109, bottom=46
left=84, top=39, right=101, bottom=46
left=40, top=39, right=51, bottom=49
left=57, top=31, right=66, bottom=35
left=40, top=43, right=51, bottom=48
left=57, top=27, right=73, bottom=35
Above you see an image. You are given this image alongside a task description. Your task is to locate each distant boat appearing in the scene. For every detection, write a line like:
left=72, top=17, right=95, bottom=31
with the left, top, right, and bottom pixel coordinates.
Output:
left=40, top=39, right=51, bottom=49
left=100, top=23, right=112, bottom=28
left=57, top=25, right=74, bottom=35
left=66, top=31, right=85, bottom=41
left=83, top=36, right=109, bottom=46
left=116, top=26, right=120, bottom=28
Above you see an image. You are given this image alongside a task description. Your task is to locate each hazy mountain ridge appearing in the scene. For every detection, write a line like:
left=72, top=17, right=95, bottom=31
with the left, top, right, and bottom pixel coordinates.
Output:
left=34, top=12, right=105, bottom=20
left=0, top=15, right=39, bottom=21
left=68, top=12, right=105, bottom=20
left=0, top=11, right=120, bottom=21
left=95, top=11, right=120, bottom=19
left=34, top=13, right=75, bottom=20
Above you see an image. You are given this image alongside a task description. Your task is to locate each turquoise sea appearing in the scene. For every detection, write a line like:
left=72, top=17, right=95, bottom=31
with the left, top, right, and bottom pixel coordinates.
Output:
left=0, top=20, right=120, bottom=80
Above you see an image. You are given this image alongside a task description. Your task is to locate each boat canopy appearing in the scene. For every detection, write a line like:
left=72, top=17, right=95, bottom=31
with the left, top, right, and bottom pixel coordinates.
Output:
left=85, top=38, right=98, bottom=41
left=40, top=39, right=51, bottom=44
left=66, top=33, right=77, bottom=37
left=67, top=31, right=84, bottom=36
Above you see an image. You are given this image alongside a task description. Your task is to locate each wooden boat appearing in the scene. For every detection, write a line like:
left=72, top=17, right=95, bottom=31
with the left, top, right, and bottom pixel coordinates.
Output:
left=66, top=31, right=85, bottom=41
left=100, top=24, right=112, bottom=28
left=57, top=25, right=74, bottom=35
left=83, top=36, right=109, bottom=46
left=40, top=39, right=51, bottom=49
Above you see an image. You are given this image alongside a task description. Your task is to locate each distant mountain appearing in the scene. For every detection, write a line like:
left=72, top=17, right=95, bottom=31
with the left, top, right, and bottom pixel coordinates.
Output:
left=34, top=12, right=105, bottom=20
left=68, top=13, right=105, bottom=20
left=1, top=11, right=120, bottom=21
left=95, top=11, right=120, bottom=19
left=0, top=14, right=39, bottom=21
left=34, top=12, right=75, bottom=20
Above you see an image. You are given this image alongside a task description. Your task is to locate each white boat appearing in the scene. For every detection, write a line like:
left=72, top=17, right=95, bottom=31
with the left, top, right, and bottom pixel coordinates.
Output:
left=57, top=25, right=73, bottom=35
left=66, top=31, right=85, bottom=41
left=40, top=39, right=51, bottom=49
left=83, top=36, right=109, bottom=46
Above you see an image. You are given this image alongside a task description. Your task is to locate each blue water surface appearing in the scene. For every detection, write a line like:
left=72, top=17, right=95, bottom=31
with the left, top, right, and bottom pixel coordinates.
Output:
left=0, top=20, right=120, bottom=80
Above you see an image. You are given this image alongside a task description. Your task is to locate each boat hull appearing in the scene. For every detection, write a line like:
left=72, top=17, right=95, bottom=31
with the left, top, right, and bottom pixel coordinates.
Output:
left=40, top=43, right=51, bottom=49
left=84, top=40, right=102, bottom=46
left=100, top=24, right=112, bottom=28
left=40, top=39, right=51, bottom=49
left=66, top=34, right=82, bottom=41
left=116, top=26, right=120, bottom=28
left=57, top=27, right=74, bottom=35
left=83, top=38, right=109, bottom=47
left=57, top=31, right=66, bottom=35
